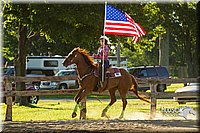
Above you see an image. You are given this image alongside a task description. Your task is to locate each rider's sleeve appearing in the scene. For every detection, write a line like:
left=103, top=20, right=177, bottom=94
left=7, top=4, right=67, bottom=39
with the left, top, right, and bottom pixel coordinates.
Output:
left=94, top=47, right=102, bottom=59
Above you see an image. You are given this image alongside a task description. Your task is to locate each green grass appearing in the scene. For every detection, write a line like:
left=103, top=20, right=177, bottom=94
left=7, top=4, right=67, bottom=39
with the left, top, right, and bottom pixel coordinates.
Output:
left=40, top=93, right=111, bottom=100
left=1, top=84, right=192, bottom=121
left=145, top=83, right=184, bottom=92
left=40, top=84, right=184, bottom=99
left=1, top=98, right=198, bottom=121
left=165, top=83, right=184, bottom=92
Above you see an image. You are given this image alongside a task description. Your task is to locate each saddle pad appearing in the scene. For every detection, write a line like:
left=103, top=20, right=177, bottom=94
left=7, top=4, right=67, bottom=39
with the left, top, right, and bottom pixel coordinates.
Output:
left=108, top=68, right=121, bottom=78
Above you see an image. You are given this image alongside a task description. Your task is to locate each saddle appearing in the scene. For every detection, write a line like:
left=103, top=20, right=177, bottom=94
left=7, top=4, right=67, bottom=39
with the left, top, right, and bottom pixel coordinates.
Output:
left=93, top=66, right=121, bottom=92
left=94, top=66, right=122, bottom=78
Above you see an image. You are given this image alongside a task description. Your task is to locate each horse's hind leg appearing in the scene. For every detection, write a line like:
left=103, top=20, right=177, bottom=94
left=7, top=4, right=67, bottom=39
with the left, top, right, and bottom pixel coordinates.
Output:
left=119, top=97, right=127, bottom=119
left=118, top=89, right=127, bottom=119
left=101, top=88, right=117, bottom=118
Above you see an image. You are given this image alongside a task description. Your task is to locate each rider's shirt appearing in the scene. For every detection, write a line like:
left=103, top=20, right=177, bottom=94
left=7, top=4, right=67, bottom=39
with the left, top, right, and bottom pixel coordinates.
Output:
left=94, top=45, right=109, bottom=60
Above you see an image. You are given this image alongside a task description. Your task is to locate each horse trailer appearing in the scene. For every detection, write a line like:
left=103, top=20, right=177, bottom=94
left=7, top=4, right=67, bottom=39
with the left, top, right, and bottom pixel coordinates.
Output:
left=26, top=56, right=76, bottom=76
left=26, top=55, right=127, bottom=76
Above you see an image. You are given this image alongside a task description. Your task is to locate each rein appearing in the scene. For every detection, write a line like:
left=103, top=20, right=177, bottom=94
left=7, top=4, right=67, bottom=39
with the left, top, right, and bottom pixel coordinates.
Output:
left=78, top=53, right=95, bottom=83
left=78, top=69, right=94, bottom=82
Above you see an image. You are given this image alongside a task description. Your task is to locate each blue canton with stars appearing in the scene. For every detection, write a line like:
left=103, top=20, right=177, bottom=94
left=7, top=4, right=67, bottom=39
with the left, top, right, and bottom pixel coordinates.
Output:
left=106, top=5, right=128, bottom=22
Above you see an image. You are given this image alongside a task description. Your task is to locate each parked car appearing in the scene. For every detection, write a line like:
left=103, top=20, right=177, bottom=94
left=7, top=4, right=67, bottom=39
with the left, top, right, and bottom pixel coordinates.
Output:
left=127, top=66, right=170, bottom=92
left=2, top=67, right=40, bottom=104
left=40, top=69, right=79, bottom=90
left=1, top=83, right=39, bottom=104
left=3, top=66, right=45, bottom=87
left=174, top=83, right=200, bottom=104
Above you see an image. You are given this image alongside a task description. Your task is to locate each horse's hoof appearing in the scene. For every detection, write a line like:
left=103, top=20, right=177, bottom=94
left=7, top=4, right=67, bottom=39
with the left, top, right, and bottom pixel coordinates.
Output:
left=101, top=112, right=109, bottom=119
left=72, top=112, right=77, bottom=118
left=101, top=112, right=106, bottom=117
left=118, top=116, right=124, bottom=120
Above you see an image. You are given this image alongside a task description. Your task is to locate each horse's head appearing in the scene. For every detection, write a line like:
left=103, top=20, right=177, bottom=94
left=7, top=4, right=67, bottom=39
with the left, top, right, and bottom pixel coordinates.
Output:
left=62, top=47, right=80, bottom=67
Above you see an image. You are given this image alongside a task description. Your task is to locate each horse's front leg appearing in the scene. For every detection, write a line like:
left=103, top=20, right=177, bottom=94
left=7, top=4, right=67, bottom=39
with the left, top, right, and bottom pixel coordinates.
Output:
left=72, top=103, right=81, bottom=118
left=72, top=88, right=84, bottom=118
left=74, top=88, right=84, bottom=102
left=76, top=88, right=92, bottom=104
left=72, top=88, right=92, bottom=118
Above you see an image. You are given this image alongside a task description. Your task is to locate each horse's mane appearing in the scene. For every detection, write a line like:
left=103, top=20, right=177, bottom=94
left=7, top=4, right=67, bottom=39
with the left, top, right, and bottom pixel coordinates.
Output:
left=76, top=48, right=97, bottom=69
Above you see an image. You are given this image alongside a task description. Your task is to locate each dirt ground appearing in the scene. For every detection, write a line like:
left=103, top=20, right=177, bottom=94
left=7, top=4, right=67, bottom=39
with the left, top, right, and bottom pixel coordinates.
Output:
left=1, top=119, right=199, bottom=133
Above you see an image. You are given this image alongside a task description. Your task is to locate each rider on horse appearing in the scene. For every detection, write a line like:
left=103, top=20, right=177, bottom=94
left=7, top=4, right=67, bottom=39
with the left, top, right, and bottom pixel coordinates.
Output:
left=93, top=36, right=111, bottom=88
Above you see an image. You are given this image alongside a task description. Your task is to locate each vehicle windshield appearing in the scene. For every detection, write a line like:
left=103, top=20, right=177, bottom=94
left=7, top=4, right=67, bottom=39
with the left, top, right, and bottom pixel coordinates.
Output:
left=3, top=67, right=14, bottom=76
left=55, top=70, right=76, bottom=76
left=156, top=67, right=169, bottom=77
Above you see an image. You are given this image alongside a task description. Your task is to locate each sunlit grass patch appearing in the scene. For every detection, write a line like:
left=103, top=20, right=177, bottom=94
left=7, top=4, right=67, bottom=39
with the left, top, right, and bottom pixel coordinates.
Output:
left=166, top=84, right=184, bottom=92
left=1, top=98, right=198, bottom=121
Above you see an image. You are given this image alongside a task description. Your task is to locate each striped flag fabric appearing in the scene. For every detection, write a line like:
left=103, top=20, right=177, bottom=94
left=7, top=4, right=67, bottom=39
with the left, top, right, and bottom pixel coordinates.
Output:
left=104, top=4, right=146, bottom=43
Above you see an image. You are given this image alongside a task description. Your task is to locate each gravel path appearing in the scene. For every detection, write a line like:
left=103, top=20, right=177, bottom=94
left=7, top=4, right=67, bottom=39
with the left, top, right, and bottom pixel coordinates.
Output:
left=1, top=119, right=199, bottom=133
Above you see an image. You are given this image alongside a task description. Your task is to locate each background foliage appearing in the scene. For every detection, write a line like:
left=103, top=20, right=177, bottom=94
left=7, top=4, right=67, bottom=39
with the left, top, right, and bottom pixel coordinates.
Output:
left=2, top=2, right=198, bottom=77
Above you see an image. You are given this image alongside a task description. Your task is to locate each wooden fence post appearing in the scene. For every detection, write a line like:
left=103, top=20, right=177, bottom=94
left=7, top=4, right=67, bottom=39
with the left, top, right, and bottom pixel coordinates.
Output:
left=5, top=77, right=13, bottom=121
left=149, top=80, right=157, bottom=119
left=79, top=97, right=86, bottom=120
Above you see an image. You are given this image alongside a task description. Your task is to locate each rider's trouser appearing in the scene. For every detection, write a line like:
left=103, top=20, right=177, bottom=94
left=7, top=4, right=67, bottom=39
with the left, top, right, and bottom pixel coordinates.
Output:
left=99, top=60, right=109, bottom=82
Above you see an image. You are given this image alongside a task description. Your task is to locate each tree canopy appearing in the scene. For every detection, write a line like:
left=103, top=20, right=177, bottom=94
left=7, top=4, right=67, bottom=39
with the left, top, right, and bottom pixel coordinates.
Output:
left=2, top=2, right=198, bottom=76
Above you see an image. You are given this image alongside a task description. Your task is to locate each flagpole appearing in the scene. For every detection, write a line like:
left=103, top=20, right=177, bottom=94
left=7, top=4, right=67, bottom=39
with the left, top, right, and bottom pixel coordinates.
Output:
left=102, top=2, right=107, bottom=83
left=117, top=36, right=121, bottom=67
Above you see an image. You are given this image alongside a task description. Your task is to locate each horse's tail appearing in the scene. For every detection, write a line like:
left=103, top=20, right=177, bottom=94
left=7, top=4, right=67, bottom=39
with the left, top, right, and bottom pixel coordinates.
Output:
left=131, top=75, right=153, bottom=104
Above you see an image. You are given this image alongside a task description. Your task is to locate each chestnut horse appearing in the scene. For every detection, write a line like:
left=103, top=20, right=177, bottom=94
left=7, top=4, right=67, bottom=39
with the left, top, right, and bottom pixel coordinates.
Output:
left=62, top=47, right=151, bottom=119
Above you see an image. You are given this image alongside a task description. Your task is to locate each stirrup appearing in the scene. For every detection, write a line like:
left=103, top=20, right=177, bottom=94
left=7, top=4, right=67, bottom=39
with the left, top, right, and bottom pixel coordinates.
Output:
left=105, top=70, right=110, bottom=74
left=98, top=81, right=106, bottom=93
left=96, top=81, right=103, bottom=89
left=99, top=81, right=103, bottom=88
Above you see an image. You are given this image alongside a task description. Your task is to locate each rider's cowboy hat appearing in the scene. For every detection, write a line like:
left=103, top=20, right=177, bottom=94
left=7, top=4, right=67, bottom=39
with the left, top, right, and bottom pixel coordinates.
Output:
left=100, top=35, right=111, bottom=44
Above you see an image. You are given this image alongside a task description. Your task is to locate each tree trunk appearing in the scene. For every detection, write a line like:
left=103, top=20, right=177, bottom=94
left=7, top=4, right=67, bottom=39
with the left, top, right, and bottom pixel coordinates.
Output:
left=194, top=2, right=200, bottom=77
left=15, top=24, right=29, bottom=106
left=159, top=30, right=169, bottom=70
left=185, top=29, right=194, bottom=78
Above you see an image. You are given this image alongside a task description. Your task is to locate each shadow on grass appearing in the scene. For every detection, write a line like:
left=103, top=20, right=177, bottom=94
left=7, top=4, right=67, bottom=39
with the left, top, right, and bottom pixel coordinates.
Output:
left=19, top=103, right=66, bottom=111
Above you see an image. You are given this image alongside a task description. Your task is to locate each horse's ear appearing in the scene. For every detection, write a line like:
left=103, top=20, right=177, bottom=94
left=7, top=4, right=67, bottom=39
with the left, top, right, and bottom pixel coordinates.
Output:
left=73, top=47, right=78, bottom=52
left=74, top=47, right=80, bottom=51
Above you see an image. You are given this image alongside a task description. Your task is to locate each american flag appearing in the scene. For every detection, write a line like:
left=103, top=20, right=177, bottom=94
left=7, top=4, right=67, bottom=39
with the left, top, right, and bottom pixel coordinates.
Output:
left=104, top=4, right=146, bottom=43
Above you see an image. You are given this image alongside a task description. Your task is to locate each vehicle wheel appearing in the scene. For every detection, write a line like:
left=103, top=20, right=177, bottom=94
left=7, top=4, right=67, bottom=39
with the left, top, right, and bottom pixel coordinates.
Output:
left=32, top=81, right=41, bottom=87
left=59, top=84, right=68, bottom=90
left=28, top=96, right=39, bottom=104
left=157, top=84, right=166, bottom=92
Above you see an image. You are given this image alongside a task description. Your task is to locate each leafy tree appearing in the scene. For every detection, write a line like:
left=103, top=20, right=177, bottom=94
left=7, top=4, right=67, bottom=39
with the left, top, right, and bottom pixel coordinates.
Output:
left=118, top=2, right=197, bottom=77
left=3, top=3, right=106, bottom=105
left=3, top=1, right=198, bottom=98
left=157, top=3, right=197, bottom=77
